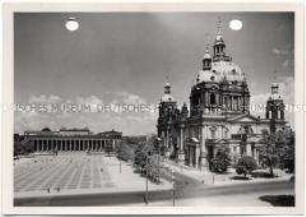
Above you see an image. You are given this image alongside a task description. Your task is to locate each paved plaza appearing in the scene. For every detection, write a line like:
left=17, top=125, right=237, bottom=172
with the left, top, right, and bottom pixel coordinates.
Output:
left=14, top=153, right=114, bottom=193
left=14, top=152, right=172, bottom=198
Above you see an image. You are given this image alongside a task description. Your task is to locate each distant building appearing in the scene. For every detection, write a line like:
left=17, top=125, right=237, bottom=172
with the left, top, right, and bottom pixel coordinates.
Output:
left=157, top=21, right=286, bottom=171
left=21, top=128, right=122, bottom=153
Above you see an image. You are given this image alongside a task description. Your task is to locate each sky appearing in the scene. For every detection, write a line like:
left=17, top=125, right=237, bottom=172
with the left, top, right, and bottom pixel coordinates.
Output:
left=14, top=12, right=294, bottom=135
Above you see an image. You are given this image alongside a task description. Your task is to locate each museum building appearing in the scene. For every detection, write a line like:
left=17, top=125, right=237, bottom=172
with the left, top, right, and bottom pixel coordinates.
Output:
left=19, top=128, right=122, bottom=153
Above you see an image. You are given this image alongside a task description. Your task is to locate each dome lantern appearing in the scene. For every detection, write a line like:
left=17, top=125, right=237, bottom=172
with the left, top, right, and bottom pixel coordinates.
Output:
left=202, top=42, right=212, bottom=71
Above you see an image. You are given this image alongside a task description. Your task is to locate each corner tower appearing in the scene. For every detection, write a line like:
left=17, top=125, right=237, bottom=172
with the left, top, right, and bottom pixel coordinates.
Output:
left=157, top=79, right=180, bottom=158
left=266, top=82, right=285, bottom=134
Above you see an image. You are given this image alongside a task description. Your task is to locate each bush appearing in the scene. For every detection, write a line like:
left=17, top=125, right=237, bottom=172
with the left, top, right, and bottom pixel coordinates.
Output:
left=236, top=156, right=257, bottom=177
left=210, top=150, right=231, bottom=174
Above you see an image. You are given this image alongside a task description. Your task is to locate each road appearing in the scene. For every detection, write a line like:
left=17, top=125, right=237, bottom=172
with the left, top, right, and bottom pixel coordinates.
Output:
left=14, top=177, right=294, bottom=206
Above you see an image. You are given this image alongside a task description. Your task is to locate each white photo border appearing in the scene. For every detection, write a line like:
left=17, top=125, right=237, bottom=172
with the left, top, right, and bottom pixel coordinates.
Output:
left=1, top=2, right=304, bottom=215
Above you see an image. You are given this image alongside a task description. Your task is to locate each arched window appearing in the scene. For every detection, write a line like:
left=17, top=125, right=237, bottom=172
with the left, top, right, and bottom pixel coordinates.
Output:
left=210, top=93, right=216, bottom=105
left=269, top=111, right=272, bottom=119
left=278, top=110, right=282, bottom=119
left=211, top=129, right=216, bottom=139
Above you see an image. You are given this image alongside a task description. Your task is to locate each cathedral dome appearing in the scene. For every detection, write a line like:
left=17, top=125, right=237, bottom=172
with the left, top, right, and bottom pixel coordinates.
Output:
left=197, top=69, right=221, bottom=83
left=197, top=60, right=245, bottom=83
left=212, top=61, right=245, bottom=81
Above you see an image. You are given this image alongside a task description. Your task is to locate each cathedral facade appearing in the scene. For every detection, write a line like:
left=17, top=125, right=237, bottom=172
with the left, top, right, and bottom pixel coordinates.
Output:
left=157, top=24, right=286, bottom=171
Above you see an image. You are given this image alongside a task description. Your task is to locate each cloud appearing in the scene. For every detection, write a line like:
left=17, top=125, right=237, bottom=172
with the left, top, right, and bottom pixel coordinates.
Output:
left=272, top=44, right=293, bottom=57
left=28, top=94, right=62, bottom=104
left=272, top=48, right=281, bottom=55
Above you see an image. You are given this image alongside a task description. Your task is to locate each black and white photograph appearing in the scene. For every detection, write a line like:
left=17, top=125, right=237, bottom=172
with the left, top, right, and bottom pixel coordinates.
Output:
left=1, top=2, right=305, bottom=215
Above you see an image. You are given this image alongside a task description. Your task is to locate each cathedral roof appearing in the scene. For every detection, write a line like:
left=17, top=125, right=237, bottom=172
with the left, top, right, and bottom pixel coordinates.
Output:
left=197, top=60, right=245, bottom=83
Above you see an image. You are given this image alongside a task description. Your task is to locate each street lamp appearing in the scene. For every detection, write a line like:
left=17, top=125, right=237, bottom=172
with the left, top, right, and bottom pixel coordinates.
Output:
left=145, top=156, right=150, bottom=205
left=116, top=144, right=122, bottom=174
left=171, top=169, right=176, bottom=206
left=156, top=137, right=162, bottom=183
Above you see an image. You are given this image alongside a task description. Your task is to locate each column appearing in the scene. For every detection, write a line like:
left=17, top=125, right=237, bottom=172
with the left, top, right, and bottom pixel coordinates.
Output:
left=246, top=143, right=252, bottom=156
left=52, top=139, right=55, bottom=151
left=38, top=140, right=40, bottom=152
left=200, top=125, right=209, bottom=172
left=72, top=139, right=75, bottom=151
left=33, top=140, right=37, bottom=152
left=178, top=124, right=185, bottom=163
left=42, top=140, right=45, bottom=151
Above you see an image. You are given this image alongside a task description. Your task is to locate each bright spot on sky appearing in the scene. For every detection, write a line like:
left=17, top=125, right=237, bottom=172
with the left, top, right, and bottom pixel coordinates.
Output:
left=229, top=19, right=243, bottom=31
left=65, top=18, right=79, bottom=32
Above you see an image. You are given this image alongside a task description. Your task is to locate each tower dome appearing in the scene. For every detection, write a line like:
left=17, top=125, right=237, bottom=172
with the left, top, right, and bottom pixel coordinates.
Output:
left=270, top=82, right=281, bottom=100
left=202, top=45, right=212, bottom=71
left=161, top=81, right=175, bottom=102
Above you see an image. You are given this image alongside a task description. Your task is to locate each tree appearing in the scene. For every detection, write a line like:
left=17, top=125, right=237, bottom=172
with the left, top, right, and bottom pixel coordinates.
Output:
left=210, top=149, right=231, bottom=173
left=117, top=142, right=136, bottom=162
left=259, top=129, right=285, bottom=176
left=279, top=127, right=295, bottom=173
left=133, top=143, right=160, bottom=183
left=236, top=156, right=257, bottom=177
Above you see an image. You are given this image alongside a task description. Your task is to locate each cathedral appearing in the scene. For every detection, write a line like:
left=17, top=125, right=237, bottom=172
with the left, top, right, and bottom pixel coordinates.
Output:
left=157, top=22, right=286, bottom=171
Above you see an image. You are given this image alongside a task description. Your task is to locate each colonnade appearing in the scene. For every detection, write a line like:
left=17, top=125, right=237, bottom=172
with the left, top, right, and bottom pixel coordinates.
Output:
left=31, top=138, right=117, bottom=152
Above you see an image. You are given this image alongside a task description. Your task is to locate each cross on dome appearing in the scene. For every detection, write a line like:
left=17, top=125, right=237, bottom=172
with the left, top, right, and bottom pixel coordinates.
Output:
left=215, top=16, right=224, bottom=44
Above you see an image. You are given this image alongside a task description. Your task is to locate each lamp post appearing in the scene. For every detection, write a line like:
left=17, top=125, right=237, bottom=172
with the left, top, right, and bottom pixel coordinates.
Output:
left=145, top=156, right=150, bottom=205
left=156, top=137, right=162, bottom=183
left=116, top=142, right=122, bottom=174
left=119, top=153, right=122, bottom=174
left=171, top=169, right=176, bottom=206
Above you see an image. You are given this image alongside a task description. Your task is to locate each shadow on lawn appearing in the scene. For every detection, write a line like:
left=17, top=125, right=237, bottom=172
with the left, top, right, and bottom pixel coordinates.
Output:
left=259, top=195, right=295, bottom=206
left=251, top=171, right=278, bottom=178
left=230, top=176, right=251, bottom=181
